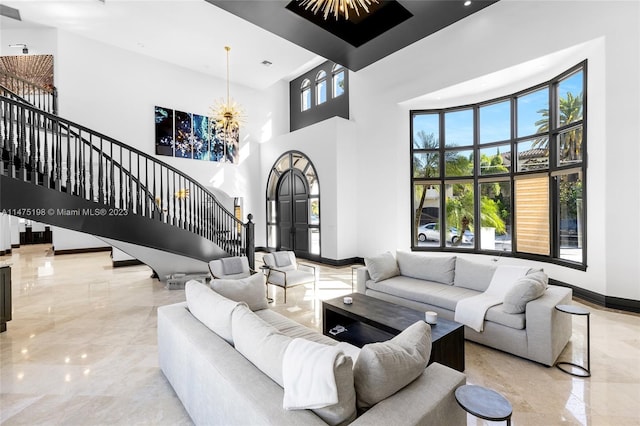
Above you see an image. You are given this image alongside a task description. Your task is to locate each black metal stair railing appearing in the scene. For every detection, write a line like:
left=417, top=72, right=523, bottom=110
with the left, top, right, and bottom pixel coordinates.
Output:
left=0, top=94, right=254, bottom=265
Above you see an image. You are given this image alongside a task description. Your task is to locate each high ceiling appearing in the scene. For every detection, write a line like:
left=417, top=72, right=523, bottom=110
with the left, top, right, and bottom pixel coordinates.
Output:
left=209, top=0, right=499, bottom=72
left=1, top=0, right=498, bottom=90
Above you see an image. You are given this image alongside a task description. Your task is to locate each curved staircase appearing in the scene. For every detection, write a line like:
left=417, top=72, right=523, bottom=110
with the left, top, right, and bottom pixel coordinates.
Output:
left=0, top=72, right=254, bottom=279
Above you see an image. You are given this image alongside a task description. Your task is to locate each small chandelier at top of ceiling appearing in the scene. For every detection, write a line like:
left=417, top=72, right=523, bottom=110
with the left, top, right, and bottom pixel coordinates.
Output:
left=210, top=46, right=245, bottom=137
left=298, top=0, right=379, bottom=20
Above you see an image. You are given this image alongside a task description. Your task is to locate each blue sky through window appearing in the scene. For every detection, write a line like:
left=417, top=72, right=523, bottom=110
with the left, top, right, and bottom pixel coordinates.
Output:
left=517, top=87, right=549, bottom=137
left=412, top=113, right=439, bottom=148
left=445, top=109, right=473, bottom=147
left=480, top=100, right=510, bottom=144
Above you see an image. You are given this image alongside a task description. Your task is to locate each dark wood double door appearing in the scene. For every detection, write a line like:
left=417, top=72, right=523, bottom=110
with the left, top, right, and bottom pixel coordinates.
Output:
left=277, top=169, right=310, bottom=257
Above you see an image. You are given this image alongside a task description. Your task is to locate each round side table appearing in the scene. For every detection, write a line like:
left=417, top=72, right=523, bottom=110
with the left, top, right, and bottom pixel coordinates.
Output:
left=455, top=384, right=512, bottom=425
left=555, top=304, right=591, bottom=377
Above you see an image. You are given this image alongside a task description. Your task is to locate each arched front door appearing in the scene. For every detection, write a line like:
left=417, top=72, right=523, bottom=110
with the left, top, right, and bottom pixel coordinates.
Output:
left=277, top=169, right=309, bottom=256
left=266, top=151, right=320, bottom=260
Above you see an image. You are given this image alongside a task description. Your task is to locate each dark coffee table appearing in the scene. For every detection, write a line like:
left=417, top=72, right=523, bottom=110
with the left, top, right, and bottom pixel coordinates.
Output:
left=322, top=293, right=465, bottom=371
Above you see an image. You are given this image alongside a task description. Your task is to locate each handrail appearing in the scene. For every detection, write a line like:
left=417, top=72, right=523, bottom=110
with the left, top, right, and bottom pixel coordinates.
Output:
left=0, top=94, right=252, bottom=261
left=0, top=82, right=161, bottom=215
left=0, top=70, right=57, bottom=114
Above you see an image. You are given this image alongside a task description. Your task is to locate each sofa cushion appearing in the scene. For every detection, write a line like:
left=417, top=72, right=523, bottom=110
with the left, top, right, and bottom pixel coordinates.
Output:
left=257, top=309, right=340, bottom=344
left=185, top=280, right=246, bottom=344
left=211, top=273, right=268, bottom=311
left=503, top=271, right=548, bottom=314
left=367, top=275, right=478, bottom=311
left=485, top=305, right=526, bottom=329
left=353, top=321, right=432, bottom=410
left=267, top=269, right=315, bottom=287
left=364, top=252, right=399, bottom=282
left=453, top=257, right=497, bottom=292
left=232, top=304, right=292, bottom=385
left=396, top=251, right=456, bottom=285
left=232, top=306, right=357, bottom=425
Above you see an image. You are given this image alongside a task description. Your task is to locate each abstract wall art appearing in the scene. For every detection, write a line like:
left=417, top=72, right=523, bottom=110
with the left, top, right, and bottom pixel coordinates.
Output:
left=154, top=106, right=239, bottom=164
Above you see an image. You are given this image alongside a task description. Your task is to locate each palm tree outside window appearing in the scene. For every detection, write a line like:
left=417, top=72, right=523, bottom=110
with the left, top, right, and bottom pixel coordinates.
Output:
left=410, top=62, right=586, bottom=268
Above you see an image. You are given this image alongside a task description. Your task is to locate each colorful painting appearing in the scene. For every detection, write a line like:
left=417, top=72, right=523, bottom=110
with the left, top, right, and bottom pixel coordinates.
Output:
left=173, top=110, right=193, bottom=159
left=209, top=120, right=225, bottom=162
left=192, top=114, right=209, bottom=160
left=155, top=106, right=174, bottom=156
left=224, top=127, right=240, bottom=164
left=154, top=106, right=239, bottom=164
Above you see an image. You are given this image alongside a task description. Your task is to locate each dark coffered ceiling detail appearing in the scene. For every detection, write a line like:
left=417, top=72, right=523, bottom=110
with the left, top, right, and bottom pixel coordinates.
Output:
left=206, top=0, right=499, bottom=71
left=285, top=0, right=413, bottom=48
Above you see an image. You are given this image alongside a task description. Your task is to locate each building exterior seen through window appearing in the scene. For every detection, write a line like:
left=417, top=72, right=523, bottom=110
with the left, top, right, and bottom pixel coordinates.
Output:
left=411, top=62, right=586, bottom=269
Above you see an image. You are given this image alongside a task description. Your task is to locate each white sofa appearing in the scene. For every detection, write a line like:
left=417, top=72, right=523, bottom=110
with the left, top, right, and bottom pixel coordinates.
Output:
left=158, top=280, right=467, bottom=426
left=356, top=251, right=573, bottom=366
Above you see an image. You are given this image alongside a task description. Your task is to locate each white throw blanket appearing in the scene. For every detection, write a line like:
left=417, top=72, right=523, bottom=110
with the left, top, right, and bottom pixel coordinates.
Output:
left=454, top=265, right=530, bottom=332
left=282, top=338, right=341, bottom=410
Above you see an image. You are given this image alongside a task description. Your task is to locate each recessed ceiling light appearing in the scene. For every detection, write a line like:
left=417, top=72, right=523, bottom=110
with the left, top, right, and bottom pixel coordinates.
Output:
left=261, top=60, right=273, bottom=67
left=464, top=1, right=472, bottom=6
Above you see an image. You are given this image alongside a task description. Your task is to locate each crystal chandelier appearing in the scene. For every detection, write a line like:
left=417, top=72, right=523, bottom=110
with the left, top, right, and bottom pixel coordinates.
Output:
left=297, top=0, right=379, bottom=20
left=210, top=46, right=245, bottom=137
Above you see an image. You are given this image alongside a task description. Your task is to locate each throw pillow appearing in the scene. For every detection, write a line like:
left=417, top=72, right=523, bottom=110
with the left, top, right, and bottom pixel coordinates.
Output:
left=364, top=252, right=400, bottom=283
left=211, top=273, right=268, bottom=311
left=221, top=257, right=245, bottom=275
left=274, top=251, right=294, bottom=268
left=395, top=251, right=457, bottom=285
left=353, top=321, right=432, bottom=410
left=185, top=280, right=246, bottom=344
left=502, top=271, right=548, bottom=314
left=453, top=257, right=497, bottom=292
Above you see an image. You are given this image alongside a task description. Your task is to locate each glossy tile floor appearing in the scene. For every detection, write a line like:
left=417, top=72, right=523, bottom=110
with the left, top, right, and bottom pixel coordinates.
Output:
left=1, top=245, right=639, bottom=425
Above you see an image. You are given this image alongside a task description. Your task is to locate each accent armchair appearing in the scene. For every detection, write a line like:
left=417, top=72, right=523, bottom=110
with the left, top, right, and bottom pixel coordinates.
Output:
left=208, top=256, right=254, bottom=280
left=262, top=251, right=316, bottom=303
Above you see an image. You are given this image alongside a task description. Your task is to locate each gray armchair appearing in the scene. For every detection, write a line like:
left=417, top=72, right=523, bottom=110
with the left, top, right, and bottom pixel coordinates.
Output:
left=208, top=256, right=254, bottom=279
left=262, top=251, right=316, bottom=303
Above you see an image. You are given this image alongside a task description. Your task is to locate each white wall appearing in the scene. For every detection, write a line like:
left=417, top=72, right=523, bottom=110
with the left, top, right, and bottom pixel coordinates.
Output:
left=51, top=226, right=109, bottom=251
left=0, top=214, right=10, bottom=252
left=0, top=28, right=58, bottom=58
left=10, top=216, right=19, bottom=246
left=52, top=29, right=268, bottom=222
left=259, top=117, right=359, bottom=261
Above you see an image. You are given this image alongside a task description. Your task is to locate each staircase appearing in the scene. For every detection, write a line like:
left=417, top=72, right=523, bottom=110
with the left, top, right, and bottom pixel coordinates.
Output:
left=0, top=71, right=254, bottom=279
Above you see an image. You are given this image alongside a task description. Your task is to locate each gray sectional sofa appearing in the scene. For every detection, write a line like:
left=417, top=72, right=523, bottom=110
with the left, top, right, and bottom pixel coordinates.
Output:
left=356, top=251, right=573, bottom=366
left=158, top=280, right=467, bottom=426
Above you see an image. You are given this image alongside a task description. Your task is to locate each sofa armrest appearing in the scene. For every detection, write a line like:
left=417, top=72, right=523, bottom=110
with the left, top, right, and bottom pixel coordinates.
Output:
left=356, top=267, right=370, bottom=294
left=525, top=285, right=573, bottom=366
left=298, top=262, right=317, bottom=277
left=351, top=363, right=466, bottom=426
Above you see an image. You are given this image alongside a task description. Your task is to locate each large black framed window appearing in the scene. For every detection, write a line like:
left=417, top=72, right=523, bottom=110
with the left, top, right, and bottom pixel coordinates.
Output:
left=411, top=62, right=586, bottom=269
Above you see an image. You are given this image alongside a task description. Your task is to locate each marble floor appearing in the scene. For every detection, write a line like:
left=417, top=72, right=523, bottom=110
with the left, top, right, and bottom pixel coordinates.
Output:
left=1, top=245, right=639, bottom=425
